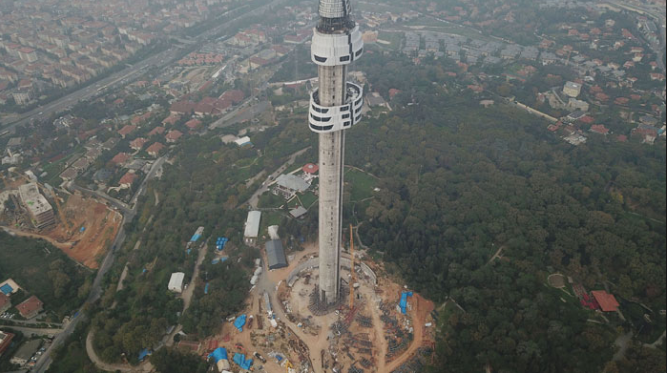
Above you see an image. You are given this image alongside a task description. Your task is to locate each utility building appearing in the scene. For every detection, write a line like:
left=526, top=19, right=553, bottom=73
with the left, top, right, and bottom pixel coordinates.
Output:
left=168, top=272, right=185, bottom=293
left=244, top=211, right=261, bottom=245
left=265, top=239, right=288, bottom=270
left=309, top=0, right=364, bottom=307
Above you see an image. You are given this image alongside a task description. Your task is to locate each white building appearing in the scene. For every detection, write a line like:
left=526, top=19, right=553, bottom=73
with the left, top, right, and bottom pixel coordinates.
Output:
left=244, top=211, right=261, bottom=245
left=168, top=272, right=185, bottom=293
left=563, top=81, right=582, bottom=98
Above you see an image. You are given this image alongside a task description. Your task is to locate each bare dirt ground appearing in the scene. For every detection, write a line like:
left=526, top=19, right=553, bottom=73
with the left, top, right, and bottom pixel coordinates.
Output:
left=49, top=192, right=122, bottom=268
left=385, top=293, right=435, bottom=372
left=3, top=191, right=121, bottom=268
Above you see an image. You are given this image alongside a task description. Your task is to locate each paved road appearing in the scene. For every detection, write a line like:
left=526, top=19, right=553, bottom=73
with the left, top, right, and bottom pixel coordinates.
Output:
left=0, top=325, right=63, bottom=337
left=1, top=0, right=289, bottom=133
left=32, top=158, right=165, bottom=373
left=1, top=47, right=182, bottom=131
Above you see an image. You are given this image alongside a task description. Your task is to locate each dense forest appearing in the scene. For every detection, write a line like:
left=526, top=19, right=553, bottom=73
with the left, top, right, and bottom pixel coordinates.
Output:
left=0, top=232, right=91, bottom=319
left=344, top=51, right=666, bottom=372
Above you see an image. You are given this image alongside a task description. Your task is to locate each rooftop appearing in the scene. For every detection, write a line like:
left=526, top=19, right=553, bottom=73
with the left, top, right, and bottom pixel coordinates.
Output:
left=16, top=295, right=43, bottom=318
left=244, top=211, right=261, bottom=238
left=591, top=291, right=619, bottom=312
left=275, top=174, right=309, bottom=192
left=18, top=183, right=53, bottom=216
left=266, top=239, right=288, bottom=269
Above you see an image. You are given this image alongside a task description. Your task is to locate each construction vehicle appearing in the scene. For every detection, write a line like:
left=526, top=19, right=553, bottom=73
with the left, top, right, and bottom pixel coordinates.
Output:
left=253, top=351, right=267, bottom=363
left=284, top=359, right=294, bottom=373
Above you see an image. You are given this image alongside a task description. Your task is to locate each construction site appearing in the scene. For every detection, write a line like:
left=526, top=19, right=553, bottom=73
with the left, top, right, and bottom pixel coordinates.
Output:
left=0, top=175, right=121, bottom=269
left=196, top=228, right=436, bottom=373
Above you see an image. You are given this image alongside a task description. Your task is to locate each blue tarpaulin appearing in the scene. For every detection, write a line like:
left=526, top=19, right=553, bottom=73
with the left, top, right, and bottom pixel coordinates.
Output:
left=138, top=348, right=152, bottom=362
left=209, top=347, right=228, bottom=362
left=204, top=283, right=209, bottom=294
left=190, top=233, right=201, bottom=242
left=233, top=353, right=253, bottom=370
left=220, top=257, right=228, bottom=263
left=216, top=237, right=228, bottom=251
left=0, top=284, right=13, bottom=295
left=399, top=291, right=413, bottom=314
left=234, top=314, right=247, bottom=332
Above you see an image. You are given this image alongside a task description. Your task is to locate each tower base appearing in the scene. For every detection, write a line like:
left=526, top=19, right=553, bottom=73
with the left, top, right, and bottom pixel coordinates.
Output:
left=308, top=280, right=349, bottom=315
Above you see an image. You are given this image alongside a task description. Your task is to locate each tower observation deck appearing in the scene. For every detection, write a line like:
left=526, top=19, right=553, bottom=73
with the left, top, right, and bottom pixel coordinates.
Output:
left=309, top=0, right=364, bottom=307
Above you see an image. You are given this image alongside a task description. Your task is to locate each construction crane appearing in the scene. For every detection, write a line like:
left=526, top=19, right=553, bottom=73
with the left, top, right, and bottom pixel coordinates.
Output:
left=40, top=183, right=71, bottom=231
left=349, top=224, right=356, bottom=310
left=284, top=359, right=294, bottom=373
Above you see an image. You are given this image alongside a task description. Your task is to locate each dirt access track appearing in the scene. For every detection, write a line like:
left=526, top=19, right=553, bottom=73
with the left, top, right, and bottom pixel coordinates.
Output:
left=8, top=191, right=121, bottom=269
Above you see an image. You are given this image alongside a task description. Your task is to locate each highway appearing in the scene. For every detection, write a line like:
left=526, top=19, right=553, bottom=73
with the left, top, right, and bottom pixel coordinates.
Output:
left=1, top=0, right=289, bottom=134
left=1, top=47, right=182, bottom=131
left=15, top=0, right=293, bottom=370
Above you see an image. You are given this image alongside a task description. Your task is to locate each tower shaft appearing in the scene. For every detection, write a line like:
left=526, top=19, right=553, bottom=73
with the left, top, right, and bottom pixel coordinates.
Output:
left=309, top=0, right=364, bottom=308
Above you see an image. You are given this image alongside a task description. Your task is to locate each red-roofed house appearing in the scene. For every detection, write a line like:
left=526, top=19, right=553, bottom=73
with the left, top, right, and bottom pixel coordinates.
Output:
left=166, top=130, right=183, bottom=143
left=0, top=330, right=15, bottom=356
left=650, top=73, right=665, bottom=81
left=616, top=135, right=628, bottom=142
left=130, top=137, right=147, bottom=150
left=590, top=291, right=619, bottom=312
left=170, top=101, right=197, bottom=115
left=185, top=118, right=202, bottom=130
left=614, top=97, right=629, bottom=106
left=302, top=163, right=319, bottom=174
left=590, top=124, right=609, bottom=135
left=221, top=90, right=245, bottom=104
left=148, top=126, right=166, bottom=136
left=16, top=295, right=43, bottom=319
left=119, top=171, right=138, bottom=188
left=162, top=114, right=181, bottom=126
left=146, top=142, right=165, bottom=157
left=110, top=152, right=130, bottom=166
left=131, top=112, right=152, bottom=125
left=579, top=115, right=595, bottom=124
left=389, top=88, right=400, bottom=100
left=118, top=124, right=137, bottom=139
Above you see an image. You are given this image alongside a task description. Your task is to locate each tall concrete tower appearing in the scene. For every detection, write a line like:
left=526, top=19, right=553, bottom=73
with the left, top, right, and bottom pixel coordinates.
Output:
left=309, top=0, right=364, bottom=306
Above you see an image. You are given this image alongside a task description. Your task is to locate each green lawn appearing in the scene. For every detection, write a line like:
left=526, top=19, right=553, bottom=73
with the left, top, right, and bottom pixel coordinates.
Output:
left=259, top=211, right=284, bottom=239
left=42, top=151, right=83, bottom=185
left=345, top=168, right=377, bottom=201
left=297, top=191, right=317, bottom=208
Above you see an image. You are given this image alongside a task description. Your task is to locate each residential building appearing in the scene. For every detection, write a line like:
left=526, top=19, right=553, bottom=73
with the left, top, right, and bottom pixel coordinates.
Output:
left=18, top=183, right=55, bottom=229
left=146, top=142, right=165, bottom=157
left=0, top=331, right=15, bottom=356
left=165, top=130, right=183, bottom=143
left=118, top=171, right=138, bottom=189
left=16, top=296, right=43, bottom=319
left=563, top=81, right=581, bottom=98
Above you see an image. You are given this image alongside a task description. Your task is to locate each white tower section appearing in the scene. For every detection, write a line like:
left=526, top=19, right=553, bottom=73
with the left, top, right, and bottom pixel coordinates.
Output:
left=310, top=0, right=363, bottom=307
